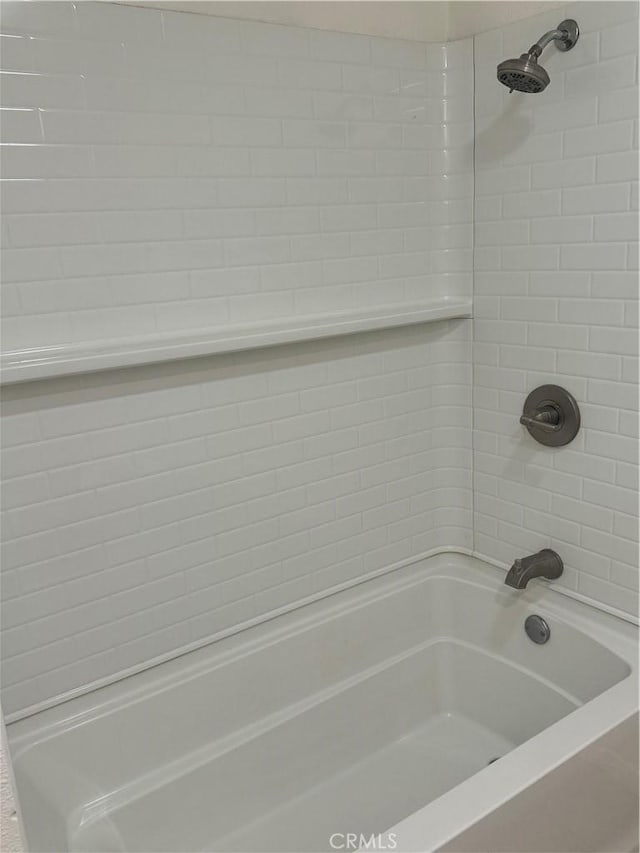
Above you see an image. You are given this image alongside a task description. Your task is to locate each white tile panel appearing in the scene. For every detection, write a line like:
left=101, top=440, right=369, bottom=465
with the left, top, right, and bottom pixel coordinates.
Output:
left=0, top=3, right=473, bottom=717
left=473, top=0, right=639, bottom=617
left=1, top=2, right=472, bottom=349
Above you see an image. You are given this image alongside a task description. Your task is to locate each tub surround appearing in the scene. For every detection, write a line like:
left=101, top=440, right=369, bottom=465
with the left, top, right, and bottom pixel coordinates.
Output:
left=473, top=1, right=639, bottom=617
left=0, top=1, right=477, bottom=720
left=0, top=1, right=472, bottom=352
left=0, top=321, right=473, bottom=720
left=0, top=0, right=638, bottom=725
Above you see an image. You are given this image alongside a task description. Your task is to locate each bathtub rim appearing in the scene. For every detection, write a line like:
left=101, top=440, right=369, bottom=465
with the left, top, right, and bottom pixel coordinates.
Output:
left=388, top=684, right=639, bottom=852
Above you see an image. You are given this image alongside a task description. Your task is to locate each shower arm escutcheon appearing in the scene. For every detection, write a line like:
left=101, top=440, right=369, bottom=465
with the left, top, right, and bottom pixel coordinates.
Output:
left=527, top=20, right=579, bottom=59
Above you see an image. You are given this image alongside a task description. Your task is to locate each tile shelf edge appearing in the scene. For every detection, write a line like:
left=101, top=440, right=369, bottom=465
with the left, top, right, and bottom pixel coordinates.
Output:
left=0, top=298, right=472, bottom=386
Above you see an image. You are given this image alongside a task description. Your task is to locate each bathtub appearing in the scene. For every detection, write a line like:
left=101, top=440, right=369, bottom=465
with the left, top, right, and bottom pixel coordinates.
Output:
left=6, top=554, right=638, bottom=853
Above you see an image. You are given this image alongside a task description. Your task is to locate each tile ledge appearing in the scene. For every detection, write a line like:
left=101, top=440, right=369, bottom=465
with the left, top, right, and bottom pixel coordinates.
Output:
left=0, top=298, right=472, bottom=386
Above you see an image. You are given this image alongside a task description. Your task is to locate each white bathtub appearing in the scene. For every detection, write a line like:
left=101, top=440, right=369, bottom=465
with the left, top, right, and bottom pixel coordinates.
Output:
left=7, top=554, right=639, bottom=852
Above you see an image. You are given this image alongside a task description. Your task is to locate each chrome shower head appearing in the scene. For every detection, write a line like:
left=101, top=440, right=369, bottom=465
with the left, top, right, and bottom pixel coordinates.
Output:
left=497, top=54, right=550, bottom=93
left=497, top=19, right=579, bottom=93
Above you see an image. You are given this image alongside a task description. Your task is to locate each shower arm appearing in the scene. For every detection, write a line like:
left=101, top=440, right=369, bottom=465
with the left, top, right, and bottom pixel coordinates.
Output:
left=526, top=27, right=569, bottom=59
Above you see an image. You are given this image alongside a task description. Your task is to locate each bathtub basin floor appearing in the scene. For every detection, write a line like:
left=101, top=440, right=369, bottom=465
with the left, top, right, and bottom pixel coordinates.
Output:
left=72, top=638, right=549, bottom=852
left=213, top=713, right=514, bottom=852
left=76, top=710, right=514, bottom=853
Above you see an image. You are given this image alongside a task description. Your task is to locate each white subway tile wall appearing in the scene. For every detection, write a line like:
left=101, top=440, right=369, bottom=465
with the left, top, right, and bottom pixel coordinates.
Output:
left=0, top=4, right=474, bottom=716
left=0, top=1, right=473, bottom=349
left=1, top=0, right=638, bottom=718
left=473, top=1, right=639, bottom=616
left=0, top=325, right=472, bottom=716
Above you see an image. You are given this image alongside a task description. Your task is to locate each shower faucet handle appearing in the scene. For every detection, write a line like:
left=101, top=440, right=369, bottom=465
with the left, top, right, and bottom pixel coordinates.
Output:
left=519, top=408, right=560, bottom=432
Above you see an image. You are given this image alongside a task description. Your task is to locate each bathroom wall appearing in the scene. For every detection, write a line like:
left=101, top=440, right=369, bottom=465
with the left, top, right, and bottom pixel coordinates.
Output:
left=448, top=1, right=566, bottom=41
left=122, top=1, right=451, bottom=44
left=0, top=2, right=474, bottom=718
left=0, top=0, right=472, bottom=351
left=473, top=1, right=639, bottom=616
left=126, top=1, right=569, bottom=44
left=0, top=721, right=22, bottom=853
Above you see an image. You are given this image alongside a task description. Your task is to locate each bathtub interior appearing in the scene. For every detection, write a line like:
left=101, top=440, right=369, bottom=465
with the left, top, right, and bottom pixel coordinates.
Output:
left=8, top=559, right=635, bottom=853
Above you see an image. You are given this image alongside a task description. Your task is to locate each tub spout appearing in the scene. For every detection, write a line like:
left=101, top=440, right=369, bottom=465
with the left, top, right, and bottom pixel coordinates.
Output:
left=505, top=549, right=563, bottom=589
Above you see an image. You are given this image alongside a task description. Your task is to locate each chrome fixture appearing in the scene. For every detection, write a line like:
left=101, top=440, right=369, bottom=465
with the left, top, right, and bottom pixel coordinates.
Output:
left=497, top=19, right=579, bottom=93
left=520, top=384, right=581, bottom=447
left=505, top=549, right=564, bottom=589
left=525, top=614, right=551, bottom=644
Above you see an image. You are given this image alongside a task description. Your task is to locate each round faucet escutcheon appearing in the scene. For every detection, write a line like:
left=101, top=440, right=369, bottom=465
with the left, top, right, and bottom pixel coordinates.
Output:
left=520, top=385, right=580, bottom=447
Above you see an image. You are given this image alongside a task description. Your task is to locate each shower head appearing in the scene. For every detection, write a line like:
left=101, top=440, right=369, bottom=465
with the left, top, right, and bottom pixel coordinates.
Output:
left=497, top=19, right=579, bottom=93
left=497, top=54, right=550, bottom=93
